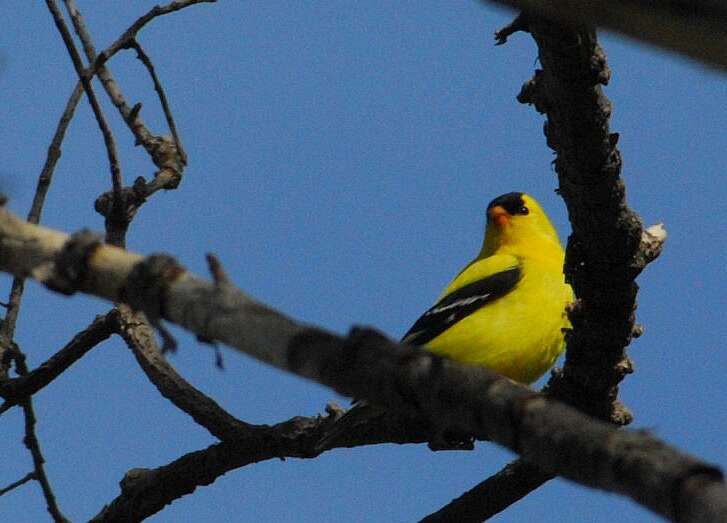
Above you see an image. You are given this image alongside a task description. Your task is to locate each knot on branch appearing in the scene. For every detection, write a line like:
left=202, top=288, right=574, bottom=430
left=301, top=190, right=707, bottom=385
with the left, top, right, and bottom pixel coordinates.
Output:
left=635, top=223, right=667, bottom=268
left=591, top=43, right=611, bottom=86
left=45, top=229, right=102, bottom=295
left=119, top=468, right=154, bottom=493
left=94, top=176, right=150, bottom=225
left=517, top=70, right=548, bottom=114
left=149, top=135, right=184, bottom=185
left=545, top=361, right=634, bottom=426
left=121, top=254, right=184, bottom=352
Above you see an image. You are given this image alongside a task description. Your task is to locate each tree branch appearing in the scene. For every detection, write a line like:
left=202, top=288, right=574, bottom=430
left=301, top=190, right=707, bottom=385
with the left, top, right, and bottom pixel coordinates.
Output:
left=62, top=0, right=206, bottom=244
left=0, top=208, right=716, bottom=522
left=125, top=39, right=187, bottom=165
left=0, top=313, right=113, bottom=411
left=12, top=352, right=70, bottom=523
left=95, top=0, right=216, bottom=71
left=45, top=0, right=124, bottom=203
left=419, top=460, right=552, bottom=522
left=0, top=472, right=36, bottom=497
left=111, top=305, right=254, bottom=441
left=483, top=0, right=727, bottom=70
left=90, top=405, right=427, bottom=521
left=425, top=14, right=662, bottom=518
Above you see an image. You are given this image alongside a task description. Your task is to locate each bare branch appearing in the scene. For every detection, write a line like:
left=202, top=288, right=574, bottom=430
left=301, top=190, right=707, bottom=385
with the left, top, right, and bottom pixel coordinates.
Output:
left=0, top=208, right=720, bottom=523
left=45, top=0, right=123, bottom=203
left=0, top=313, right=114, bottom=409
left=0, top=472, right=36, bottom=497
left=125, top=39, right=187, bottom=165
left=32, top=83, right=84, bottom=225
left=89, top=411, right=428, bottom=522
left=12, top=353, right=70, bottom=523
left=483, top=0, right=727, bottom=70
left=420, top=460, right=552, bottom=523
left=96, top=0, right=217, bottom=69
left=62, top=0, right=206, bottom=243
left=430, top=15, right=671, bottom=517
left=111, top=305, right=254, bottom=441
left=0, top=0, right=204, bottom=370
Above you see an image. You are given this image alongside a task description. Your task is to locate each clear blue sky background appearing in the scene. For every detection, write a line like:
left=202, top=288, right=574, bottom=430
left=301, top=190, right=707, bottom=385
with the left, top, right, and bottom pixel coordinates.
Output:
left=1, top=2, right=725, bottom=522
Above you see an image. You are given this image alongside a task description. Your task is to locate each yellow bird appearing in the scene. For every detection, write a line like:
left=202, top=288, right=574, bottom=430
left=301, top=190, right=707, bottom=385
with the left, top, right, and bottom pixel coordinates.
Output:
left=402, top=191, right=572, bottom=383
left=318, top=192, right=572, bottom=450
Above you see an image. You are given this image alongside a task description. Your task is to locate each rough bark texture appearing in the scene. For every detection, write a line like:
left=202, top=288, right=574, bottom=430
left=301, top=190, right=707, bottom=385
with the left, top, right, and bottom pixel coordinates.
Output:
left=486, top=0, right=727, bottom=70
left=0, top=208, right=721, bottom=522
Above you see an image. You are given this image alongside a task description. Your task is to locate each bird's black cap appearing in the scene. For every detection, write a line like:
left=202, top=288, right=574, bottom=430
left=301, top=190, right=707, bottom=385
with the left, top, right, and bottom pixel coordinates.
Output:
left=487, top=192, right=526, bottom=215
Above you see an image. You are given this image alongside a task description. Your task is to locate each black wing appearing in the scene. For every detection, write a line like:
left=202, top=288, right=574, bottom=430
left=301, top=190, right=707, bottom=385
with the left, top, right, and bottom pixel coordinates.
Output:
left=401, top=265, right=522, bottom=347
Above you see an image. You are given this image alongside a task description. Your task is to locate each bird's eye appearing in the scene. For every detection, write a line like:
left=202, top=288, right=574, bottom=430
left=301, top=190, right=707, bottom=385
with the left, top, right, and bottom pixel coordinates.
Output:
left=519, top=206, right=529, bottom=215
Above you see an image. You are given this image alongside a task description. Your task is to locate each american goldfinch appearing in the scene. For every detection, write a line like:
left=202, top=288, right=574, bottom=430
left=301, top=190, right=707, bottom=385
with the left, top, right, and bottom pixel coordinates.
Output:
left=318, top=192, right=572, bottom=450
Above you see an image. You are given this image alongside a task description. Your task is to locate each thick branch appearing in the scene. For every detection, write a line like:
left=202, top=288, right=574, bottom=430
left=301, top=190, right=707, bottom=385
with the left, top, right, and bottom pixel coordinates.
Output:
left=439, top=16, right=660, bottom=518
left=516, top=19, right=645, bottom=422
left=484, top=0, right=727, bottom=70
left=0, top=208, right=715, bottom=522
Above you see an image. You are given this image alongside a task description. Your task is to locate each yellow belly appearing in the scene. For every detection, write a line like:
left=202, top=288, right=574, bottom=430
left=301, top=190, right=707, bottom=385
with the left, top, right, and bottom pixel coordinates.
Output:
left=423, top=263, right=571, bottom=384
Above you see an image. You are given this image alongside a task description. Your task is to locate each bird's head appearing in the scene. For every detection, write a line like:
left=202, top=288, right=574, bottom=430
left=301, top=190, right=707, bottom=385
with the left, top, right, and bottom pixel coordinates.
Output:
left=481, top=192, right=562, bottom=256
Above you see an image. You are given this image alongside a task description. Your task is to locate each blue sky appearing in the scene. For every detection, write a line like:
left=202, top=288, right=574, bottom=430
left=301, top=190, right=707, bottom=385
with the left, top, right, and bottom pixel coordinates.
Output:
left=1, top=2, right=725, bottom=522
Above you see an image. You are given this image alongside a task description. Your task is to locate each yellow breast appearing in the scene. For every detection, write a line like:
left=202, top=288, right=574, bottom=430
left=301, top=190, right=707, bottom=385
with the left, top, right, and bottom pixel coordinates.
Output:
left=424, top=258, right=572, bottom=384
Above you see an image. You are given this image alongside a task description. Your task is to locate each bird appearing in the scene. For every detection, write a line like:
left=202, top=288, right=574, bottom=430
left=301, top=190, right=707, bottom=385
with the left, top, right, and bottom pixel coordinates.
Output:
left=316, top=191, right=573, bottom=451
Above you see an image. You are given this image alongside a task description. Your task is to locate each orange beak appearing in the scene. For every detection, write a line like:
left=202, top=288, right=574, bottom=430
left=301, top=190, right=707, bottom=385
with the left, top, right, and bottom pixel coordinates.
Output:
left=488, top=205, right=510, bottom=227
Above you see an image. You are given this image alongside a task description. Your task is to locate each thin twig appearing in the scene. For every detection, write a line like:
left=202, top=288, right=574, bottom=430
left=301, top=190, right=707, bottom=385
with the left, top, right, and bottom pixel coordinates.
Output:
left=50, top=0, right=129, bottom=246
left=96, top=0, right=217, bottom=70
left=0, top=472, right=36, bottom=497
left=46, top=0, right=123, bottom=200
left=127, top=39, right=187, bottom=165
left=31, top=83, right=84, bottom=225
left=0, top=313, right=114, bottom=410
left=80, top=0, right=212, bottom=158
left=63, top=0, right=197, bottom=244
left=13, top=353, right=70, bottom=523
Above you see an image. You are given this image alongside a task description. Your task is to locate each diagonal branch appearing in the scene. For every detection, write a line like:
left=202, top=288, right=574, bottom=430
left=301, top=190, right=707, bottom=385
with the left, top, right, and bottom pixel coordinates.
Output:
left=0, top=209, right=718, bottom=523
left=45, top=0, right=123, bottom=199
left=0, top=472, right=36, bottom=497
left=90, top=403, right=427, bottom=521
left=0, top=83, right=83, bottom=380
left=419, top=460, right=552, bottom=523
left=0, top=312, right=114, bottom=411
left=111, top=305, right=254, bottom=441
left=95, top=0, right=217, bottom=72
left=125, top=39, right=187, bottom=165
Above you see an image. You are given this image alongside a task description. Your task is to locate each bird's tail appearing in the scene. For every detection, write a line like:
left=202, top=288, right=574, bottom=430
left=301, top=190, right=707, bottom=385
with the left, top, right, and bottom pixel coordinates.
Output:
left=315, top=402, right=385, bottom=453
